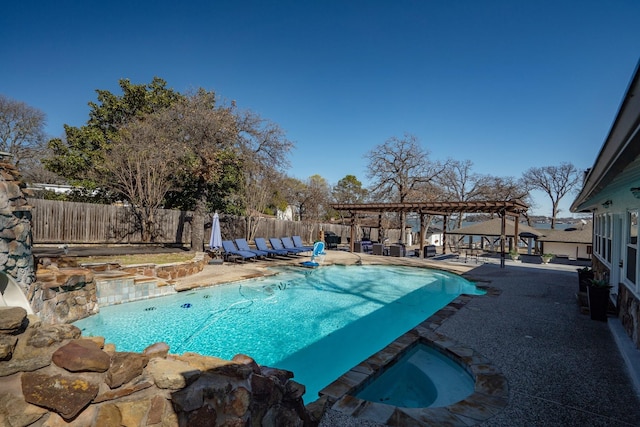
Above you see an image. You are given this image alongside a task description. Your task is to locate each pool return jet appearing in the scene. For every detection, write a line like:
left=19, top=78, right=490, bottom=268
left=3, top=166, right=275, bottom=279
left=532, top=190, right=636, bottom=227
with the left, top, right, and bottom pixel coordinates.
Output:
left=300, top=241, right=326, bottom=268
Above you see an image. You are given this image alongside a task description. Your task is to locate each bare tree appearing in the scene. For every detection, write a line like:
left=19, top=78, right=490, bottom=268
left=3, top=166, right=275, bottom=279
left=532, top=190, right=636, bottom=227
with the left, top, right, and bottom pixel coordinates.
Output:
left=522, top=162, right=581, bottom=228
left=0, top=94, right=47, bottom=168
left=435, top=159, right=489, bottom=228
left=286, top=175, right=331, bottom=222
left=99, top=114, right=180, bottom=241
left=365, top=133, right=447, bottom=240
left=236, top=111, right=293, bottom=240
left=242, top=167, right=280, bottom=240
left=481, top=175, right=528, bottom=201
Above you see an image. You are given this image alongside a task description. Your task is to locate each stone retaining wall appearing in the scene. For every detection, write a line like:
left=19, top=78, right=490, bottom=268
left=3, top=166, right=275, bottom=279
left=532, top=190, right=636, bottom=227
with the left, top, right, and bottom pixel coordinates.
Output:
left=31, top=264, right=99, bottom=324
left=0, top=156, right=36, bottom=306
left=0, top=306, right=318, bottom=426
left=118, top=252, right=209, bottom=281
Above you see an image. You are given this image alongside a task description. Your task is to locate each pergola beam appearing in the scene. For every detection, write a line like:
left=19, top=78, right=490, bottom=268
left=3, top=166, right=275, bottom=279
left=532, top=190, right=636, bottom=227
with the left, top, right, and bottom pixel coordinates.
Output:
left=330, top=200, right=528, bottom=267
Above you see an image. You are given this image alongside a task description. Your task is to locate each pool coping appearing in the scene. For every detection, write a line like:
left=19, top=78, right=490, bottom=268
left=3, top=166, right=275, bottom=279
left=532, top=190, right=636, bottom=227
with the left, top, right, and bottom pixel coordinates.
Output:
left=316, top=289, right=509, bottom=426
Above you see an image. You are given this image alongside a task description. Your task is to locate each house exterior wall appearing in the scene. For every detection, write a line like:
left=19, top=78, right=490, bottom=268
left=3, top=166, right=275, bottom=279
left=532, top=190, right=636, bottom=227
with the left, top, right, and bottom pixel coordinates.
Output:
left=541, top=242, right=591, bottom=260
left=571, top=60, right=640, bottom=350
left=591, top=203, right=640, bottom=348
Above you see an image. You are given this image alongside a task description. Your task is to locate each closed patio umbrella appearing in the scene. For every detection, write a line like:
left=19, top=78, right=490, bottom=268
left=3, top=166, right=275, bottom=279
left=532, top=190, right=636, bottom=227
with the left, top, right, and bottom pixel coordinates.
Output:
left=209, top=213, right=222, bottom=250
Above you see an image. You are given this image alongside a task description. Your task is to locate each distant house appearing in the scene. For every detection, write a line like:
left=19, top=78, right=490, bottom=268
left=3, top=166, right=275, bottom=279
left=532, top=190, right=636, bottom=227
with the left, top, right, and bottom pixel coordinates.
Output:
left=27, top=183, right=74, bottom=194
left=571, top=60, right=640, bottom=349
left=448, top=217, right=543, bottom=252
left=424, top=226, right=443, bottom=246
left=536, top=223, right=592, bottom=260
left=276, top=205, right=295, bottom=221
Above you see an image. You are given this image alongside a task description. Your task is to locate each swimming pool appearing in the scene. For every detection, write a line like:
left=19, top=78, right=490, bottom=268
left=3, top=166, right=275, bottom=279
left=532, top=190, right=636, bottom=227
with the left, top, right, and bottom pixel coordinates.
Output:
left=74, top=264, right=483, bottom=400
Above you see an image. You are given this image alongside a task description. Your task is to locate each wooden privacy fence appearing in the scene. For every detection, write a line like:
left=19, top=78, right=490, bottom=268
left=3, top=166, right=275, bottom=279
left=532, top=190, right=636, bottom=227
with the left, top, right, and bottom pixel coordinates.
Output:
left=28, top=198, right=192, bottom=244
left=27, top=199, right=354, bottom=246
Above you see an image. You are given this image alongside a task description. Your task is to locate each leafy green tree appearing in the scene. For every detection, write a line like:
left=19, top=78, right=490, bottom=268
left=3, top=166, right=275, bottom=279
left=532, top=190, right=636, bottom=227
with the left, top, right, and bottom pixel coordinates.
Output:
left=45, top=77, right=182, bottom=190
left=158, top=90, right=240, bottom=250
left=332, top=175, right=368, bottom=204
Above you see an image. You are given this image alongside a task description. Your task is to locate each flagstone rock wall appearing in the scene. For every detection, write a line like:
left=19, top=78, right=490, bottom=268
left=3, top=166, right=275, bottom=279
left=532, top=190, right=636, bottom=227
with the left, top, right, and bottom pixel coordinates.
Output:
left=0, top=156, right=36, bottom=304
left=0, top=306, right=318, bottom=426
left=1, top=155, right=100, bottom=324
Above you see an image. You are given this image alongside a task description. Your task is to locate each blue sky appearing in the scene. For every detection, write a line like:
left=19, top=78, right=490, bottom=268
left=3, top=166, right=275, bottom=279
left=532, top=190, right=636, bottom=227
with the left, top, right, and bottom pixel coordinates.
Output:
left=2, top=1, right=639, bottom=217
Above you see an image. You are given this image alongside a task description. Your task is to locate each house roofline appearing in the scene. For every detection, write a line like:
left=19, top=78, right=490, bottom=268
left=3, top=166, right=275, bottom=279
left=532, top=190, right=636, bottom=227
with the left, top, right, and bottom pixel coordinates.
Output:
left=571, top=59, right=640, bottom=212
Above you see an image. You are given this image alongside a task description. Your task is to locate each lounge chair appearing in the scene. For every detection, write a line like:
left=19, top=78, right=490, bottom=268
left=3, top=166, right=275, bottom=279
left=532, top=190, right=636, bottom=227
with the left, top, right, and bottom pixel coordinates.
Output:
left=281, top=237, right=308, bottom=254
left=292, top=235, right=314, bottom=251
left=255, top=237, right=289, bottom=257
left=221, top=240, right=257, bottom=262
left=235, top=238, right=269, bottom=258
left=269, top=237, right=303, bottom=255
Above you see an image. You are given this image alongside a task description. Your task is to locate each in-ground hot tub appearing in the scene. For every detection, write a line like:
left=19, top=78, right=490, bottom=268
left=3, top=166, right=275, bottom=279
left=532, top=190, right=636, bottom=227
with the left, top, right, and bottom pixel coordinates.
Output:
left=319, top=292, right=509, bottom=427
left=354, top=342, right=474, bottom=408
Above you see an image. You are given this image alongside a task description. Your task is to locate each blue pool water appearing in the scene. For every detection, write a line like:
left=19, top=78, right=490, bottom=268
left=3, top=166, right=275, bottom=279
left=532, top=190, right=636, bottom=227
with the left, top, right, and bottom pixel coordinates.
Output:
left=74, top=265, right=482, bottom=400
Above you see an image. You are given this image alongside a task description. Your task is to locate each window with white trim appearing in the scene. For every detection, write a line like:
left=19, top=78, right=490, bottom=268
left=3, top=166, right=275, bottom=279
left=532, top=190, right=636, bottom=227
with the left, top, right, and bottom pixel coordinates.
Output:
left=626, top=210, right=637, bottom=285
left=596, top=215, right=601, bottom=257
left=606, top=214, right=612, bottom=263
left=594, top=213, right=611, bottom=264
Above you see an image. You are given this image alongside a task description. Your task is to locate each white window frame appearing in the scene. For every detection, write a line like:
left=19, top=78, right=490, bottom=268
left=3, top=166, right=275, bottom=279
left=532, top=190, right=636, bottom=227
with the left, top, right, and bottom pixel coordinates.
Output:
left=623, top=210, right=638, bottom=294
left=594, top=213, right=612, bottom=268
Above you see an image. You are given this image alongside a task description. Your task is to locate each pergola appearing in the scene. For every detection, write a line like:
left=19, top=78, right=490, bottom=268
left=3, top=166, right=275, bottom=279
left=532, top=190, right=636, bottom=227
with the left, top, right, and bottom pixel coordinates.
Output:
left=330, top=200, right=529, bottom=268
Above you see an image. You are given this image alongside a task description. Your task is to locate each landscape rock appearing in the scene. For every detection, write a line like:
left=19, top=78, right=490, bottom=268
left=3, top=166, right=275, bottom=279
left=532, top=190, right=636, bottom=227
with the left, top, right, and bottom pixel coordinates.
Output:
left=94, top=403, right=122, bottom=426
left=21, top=371, right=99, bottom=420
left=225, top=386, right=251, bottom=416
left=116, top=398, right=151, bottom=426
left=39, top=406, right=97, bottom=426
left=147, top=395, right=166, bottom=424
left=0, top=307, right=27, bottom=334
left=0, top=391, right=48, bottom=427
left=147, top=357, right=194, bottom=390
left=0, top=330, right=55, bottom=376
left=52, top=339, right=110, bottom=372
left=181, top=405, right=217, bottom=427
left=261, top=366, right=295, bottom=383
left=26, top=324, right=81, bottom=348
left=143, top=341, right=170, bottom=358
left=251, top=373, right=285, bottom=407
left=174, top=352, right=235, bottom=371
left=81, top=335, right=105, bottom=348
left=94, top=376, right=153, bottom=403
left=106, top=351, right=149, bottom=388
left=232, top=353, right=261, bottom=374
left=0, top=335, right=18, bottom=360
left=285, top=380, right=306, bottom=400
